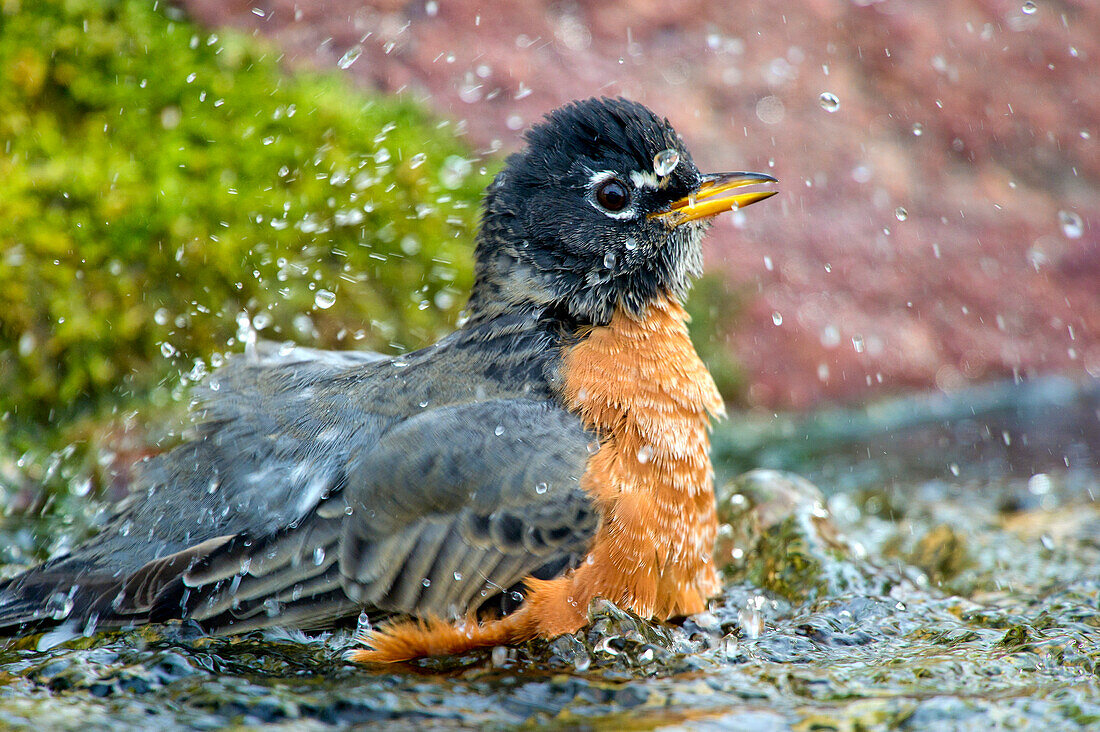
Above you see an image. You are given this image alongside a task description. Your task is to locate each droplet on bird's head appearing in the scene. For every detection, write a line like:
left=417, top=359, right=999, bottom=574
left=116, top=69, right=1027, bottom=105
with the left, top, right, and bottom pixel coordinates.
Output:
left=819, top=92, right=840, bottom=112
left=653, top=148, right=680, bottom=177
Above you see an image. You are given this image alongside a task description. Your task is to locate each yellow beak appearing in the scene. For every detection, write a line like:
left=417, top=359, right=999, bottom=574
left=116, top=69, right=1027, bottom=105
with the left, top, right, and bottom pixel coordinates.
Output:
left=652, top=171, right=778, bottom=227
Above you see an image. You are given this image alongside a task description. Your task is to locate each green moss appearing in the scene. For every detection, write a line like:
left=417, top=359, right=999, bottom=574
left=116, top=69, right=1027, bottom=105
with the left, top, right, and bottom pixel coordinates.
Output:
left=0, top=0, right=489, bottom=451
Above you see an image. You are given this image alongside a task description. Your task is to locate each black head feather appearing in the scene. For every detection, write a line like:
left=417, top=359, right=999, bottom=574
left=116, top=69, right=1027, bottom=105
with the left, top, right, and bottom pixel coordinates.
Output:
left=468, top=97, right=710, bottom=325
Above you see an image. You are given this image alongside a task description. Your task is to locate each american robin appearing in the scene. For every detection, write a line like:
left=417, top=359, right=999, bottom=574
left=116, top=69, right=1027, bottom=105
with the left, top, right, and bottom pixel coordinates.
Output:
left=0, top=97, right=776, bottom=662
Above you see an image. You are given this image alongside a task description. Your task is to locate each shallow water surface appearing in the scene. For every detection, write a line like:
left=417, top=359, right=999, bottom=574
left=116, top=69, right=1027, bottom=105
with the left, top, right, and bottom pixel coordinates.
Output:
left=1, top=379, right=1097, bottom=730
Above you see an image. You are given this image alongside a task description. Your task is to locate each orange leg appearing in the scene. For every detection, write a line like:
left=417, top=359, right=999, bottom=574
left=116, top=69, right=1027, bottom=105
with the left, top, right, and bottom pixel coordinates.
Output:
left=350, top=576, right=588, bottom=663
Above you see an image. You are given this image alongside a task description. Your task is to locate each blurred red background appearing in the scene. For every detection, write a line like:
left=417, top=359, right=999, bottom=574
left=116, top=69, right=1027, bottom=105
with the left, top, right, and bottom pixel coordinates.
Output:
left=181, top=0, right=1099, bottom=410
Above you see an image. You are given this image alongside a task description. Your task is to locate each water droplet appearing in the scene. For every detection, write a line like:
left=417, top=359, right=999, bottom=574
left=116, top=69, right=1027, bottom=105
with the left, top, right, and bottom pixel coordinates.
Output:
left=535, top=482, right=548, bottom=495
left=355, top=611, right=372, bottom=636
left=422, top=578, right=432, bottom=588
left=45, top=592, right=75, bottom=620
left=160, top=341, right=177, bottom=358
left=409, top=152, right=427, bottom=169
left=1058, top=210, right=1083, bottom=239
left=895, top=207, right=909, bottom=221
left=1028, top=473, right=1052, bottom=495
left=818, top=92, right=840, bottom=112
left=1040, top=533, right=1054, bottom=550
left=771, top=311, right=783, bottom=326
left=603, top=251, right=617, bottom=269
left=338, top=44, right=363, bottom=69
left=636, top=444, right=654, bottom=464
left=852, top=334, right=866, bottom=353
left=314, top=289, right=336, bottom=309
left=912, top=123, right=924, bottom=136
left=312, top=546, right=326, bottom=565
left=71, top=477, right=93, bottom=497
left=587, top=440, right=600, bottom=455
left=494, top=424, right=505, bottom=436
left=1022, top=1, right=1038, bottom=14
left=82, top=611, right=100, bottom=638
left=624, top=237, right=637, bottom=251
left=453, top=571, right=463, bottom=581
left=653, top=148, right=680, bottom=177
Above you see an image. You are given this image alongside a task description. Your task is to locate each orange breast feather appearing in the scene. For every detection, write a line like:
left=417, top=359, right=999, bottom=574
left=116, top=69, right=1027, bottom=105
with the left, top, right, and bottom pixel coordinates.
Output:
left=354, top=295, right=724, bottom=662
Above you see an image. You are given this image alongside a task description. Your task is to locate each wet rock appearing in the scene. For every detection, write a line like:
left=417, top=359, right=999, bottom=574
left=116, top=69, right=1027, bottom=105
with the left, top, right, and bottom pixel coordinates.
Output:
left=715, top=469, right=904, bottom=604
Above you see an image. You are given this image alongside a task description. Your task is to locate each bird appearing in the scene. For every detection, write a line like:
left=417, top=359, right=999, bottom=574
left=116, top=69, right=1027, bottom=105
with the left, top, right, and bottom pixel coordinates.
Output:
left=0, top=97, right=776, bottom=662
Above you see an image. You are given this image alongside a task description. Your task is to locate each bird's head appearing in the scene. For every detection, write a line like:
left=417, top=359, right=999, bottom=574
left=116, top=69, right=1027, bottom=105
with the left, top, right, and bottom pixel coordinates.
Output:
left=468, top=96, right=777, bottom=325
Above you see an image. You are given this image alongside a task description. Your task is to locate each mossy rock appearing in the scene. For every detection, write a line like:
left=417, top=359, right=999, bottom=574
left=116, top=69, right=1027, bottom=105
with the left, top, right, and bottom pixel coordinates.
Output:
left=0, top=0, right=490, bottom=455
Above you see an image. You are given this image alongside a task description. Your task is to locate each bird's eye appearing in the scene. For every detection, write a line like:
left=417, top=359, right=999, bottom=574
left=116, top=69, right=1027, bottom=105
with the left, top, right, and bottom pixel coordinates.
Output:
left=595, top=179, right=630, bottom=212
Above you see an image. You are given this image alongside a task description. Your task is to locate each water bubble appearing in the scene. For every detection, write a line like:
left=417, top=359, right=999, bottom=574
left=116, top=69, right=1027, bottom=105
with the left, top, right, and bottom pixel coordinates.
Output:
left=771, top=311, right=783, bottom=326
left=653, top=148, right=680, bottom=177
left=818, top=92, right=840, bottom=112
left=313, top=289, right=336, bottom=309
left=895, top=207, right=909, bottom=221
left=1022, top=1, right=1038, bottom=14
left=160, top=341, right=177, bottom=358
left=755, top=95, right=785, bottom=125
left=535, top=482, right=549, bottom=495
left=338, top=45, right=363, bottom=69
left=1058, top=210, right=1083, bottom=239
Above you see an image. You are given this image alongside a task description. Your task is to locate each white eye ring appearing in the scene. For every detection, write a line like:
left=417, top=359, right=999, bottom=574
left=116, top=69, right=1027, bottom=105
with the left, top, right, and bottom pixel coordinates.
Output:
left=588, top=171, right=636, bottom=219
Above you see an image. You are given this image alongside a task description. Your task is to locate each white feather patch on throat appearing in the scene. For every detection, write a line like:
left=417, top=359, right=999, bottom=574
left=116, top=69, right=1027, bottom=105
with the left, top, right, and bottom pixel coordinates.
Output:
left=630, top=170, right=661, bottom=190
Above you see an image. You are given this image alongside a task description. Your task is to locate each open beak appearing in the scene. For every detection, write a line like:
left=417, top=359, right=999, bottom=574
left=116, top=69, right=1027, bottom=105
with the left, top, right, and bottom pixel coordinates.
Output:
left=652, top=171, right=778, bottom=227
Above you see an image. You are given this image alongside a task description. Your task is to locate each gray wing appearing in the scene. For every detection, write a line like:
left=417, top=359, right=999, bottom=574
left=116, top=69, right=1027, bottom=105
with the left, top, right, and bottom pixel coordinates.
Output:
left=173, top=399, right=598, bottom=630
left=0, top=344, right=389, bottom=629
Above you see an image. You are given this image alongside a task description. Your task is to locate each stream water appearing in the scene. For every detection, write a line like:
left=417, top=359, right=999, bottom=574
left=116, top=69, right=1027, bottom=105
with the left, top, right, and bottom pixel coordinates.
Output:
left=1, top=377, right=1097, bottom=730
